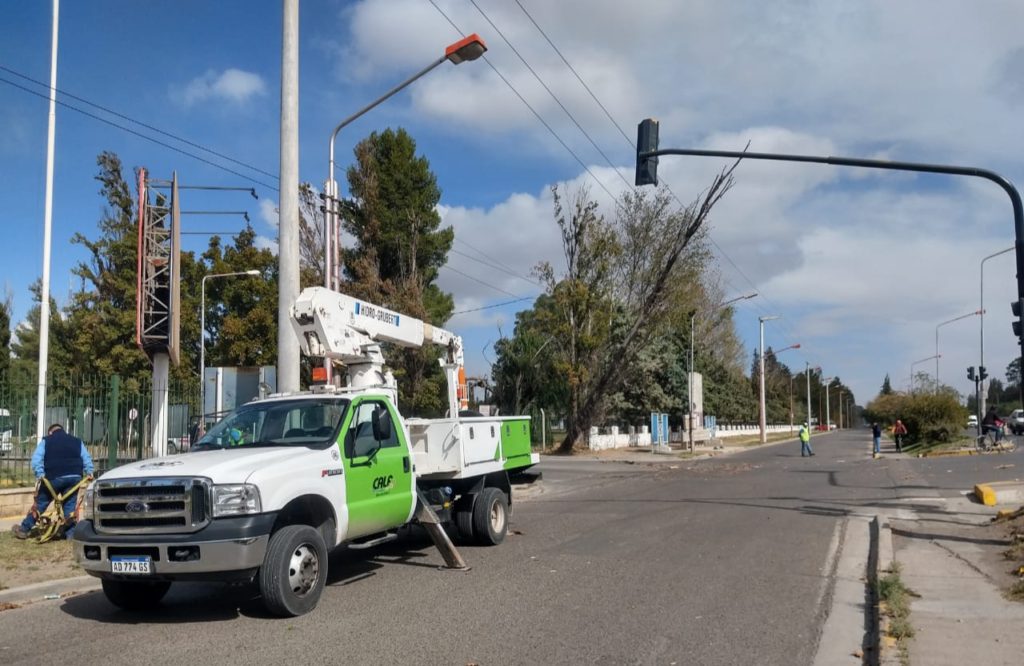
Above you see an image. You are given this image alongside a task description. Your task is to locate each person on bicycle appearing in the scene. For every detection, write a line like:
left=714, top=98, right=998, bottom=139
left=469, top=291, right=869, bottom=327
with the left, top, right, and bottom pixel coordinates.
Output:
left=982, top=406, right=1004, bottom=443
left=893, top=419, right=908, bottom=453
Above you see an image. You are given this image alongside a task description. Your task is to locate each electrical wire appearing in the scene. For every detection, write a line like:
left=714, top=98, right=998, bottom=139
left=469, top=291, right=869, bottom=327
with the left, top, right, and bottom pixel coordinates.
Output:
left=468, top=0, right=633, bottom=193
left=0, top=76, right=278, bottom=193
left=0, top=64, right=279, bottom=182
left=450, top=248, right=541, bottom=287
left=426, top=0, right=619, bottom=204
left=511, top=1, right=813, bottom=357
left=450, top=295, right=537, bottom=316
left=440, top=264, right=521, bottom=297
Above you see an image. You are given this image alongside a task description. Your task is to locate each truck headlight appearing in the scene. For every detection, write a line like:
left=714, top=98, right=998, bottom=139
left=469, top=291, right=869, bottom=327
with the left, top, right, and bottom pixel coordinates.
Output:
left=78, top=483, right=95, bottom=522
left=211, top=484, right=262, bottom=518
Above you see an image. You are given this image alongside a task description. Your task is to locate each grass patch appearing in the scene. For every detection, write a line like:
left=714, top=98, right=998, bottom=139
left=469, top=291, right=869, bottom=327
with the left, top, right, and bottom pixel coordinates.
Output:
left=878, top=565, right=916, bottom=665
left=1006, top=580, right=1024, bottom=602
left=0, top=531, right=80, bottom=591
left=720, top=431, right=798, bottom=448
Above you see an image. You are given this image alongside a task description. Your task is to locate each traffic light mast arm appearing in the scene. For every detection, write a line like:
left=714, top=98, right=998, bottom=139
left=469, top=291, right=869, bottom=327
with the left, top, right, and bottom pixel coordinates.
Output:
left=636, top=118, right=1024, bottom=409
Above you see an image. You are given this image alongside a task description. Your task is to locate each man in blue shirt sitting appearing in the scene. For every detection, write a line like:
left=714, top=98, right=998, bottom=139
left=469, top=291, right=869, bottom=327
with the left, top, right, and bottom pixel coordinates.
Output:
left=11, top=424, right=94, bottom=540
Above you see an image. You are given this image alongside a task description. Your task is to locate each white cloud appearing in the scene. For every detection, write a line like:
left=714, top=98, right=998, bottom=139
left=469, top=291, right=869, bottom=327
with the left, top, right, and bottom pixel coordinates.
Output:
left=331, top=0, right=1024, bottom=401
left=259, top=199, right=279, bottom=229
left=175, top=68, right=267, bottom=107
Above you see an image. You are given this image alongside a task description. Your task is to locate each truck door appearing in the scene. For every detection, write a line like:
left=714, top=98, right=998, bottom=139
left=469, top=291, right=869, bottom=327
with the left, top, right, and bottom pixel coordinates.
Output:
left=341, top=398, right=414, bottom=537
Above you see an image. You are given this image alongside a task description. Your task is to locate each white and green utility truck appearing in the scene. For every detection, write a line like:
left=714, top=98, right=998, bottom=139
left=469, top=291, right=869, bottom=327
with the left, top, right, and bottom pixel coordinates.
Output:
left=73, top=287, right=538, bottom=616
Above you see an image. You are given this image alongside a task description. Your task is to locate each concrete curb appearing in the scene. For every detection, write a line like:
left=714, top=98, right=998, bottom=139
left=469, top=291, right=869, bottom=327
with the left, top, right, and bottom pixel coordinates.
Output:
left=919, top=448, right=977, bottom=458
left=0, top=575, right=100, bottom=609
left=874, top=514, right=902, bottom=666
left=973, top=480, right=1024, bottom=506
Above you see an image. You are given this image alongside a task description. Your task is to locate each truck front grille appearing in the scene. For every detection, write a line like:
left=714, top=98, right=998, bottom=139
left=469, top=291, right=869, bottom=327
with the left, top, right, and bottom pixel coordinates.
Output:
left=94, top=477, right=210, bottom=534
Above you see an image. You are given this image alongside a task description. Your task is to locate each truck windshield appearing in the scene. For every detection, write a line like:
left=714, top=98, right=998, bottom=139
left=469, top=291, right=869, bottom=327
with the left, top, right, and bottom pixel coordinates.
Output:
left=193, top=398, right=349, bottom=450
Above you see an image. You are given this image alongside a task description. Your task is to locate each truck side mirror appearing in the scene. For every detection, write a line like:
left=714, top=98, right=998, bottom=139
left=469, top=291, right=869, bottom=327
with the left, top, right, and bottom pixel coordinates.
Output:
left=372, top=408, right=392, bottom=442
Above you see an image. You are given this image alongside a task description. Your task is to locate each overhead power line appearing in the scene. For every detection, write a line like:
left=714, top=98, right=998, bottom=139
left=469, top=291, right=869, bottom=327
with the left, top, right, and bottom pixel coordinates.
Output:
left=450, top=295, right=537, bottom=316
left=426, top=0, right=618, bottom=204
left=0, top=74, right=278, bottom=192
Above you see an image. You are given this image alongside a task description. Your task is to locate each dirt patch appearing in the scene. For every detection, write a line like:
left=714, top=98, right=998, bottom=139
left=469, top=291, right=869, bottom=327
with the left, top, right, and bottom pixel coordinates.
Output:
left=683, top=461, right=761, bottom=476
left=0, top=532, right=81, bottom=591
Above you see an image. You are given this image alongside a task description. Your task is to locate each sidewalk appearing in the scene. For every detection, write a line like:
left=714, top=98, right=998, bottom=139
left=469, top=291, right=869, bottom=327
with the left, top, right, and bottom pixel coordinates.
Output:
left=885, top=493, right=1024, bottom=665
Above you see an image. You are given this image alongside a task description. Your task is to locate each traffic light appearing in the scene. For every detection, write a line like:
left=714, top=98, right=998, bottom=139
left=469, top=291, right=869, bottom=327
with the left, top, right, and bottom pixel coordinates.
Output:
left=1013, top=299, right=1023, bottom=337
left=979, top=366, right=988, bottom=381
left=968, top=366, right=976, bottom=382
left=635, top=118, right=660, bottom=187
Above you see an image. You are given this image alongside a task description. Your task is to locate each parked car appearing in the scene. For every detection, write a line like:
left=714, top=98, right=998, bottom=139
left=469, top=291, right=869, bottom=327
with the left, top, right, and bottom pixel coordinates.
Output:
left=967, top=414, right=978, bottom=429
left=0, top=408, right=12, bottom=456
left=1009, top=409, right=1024, bottom=435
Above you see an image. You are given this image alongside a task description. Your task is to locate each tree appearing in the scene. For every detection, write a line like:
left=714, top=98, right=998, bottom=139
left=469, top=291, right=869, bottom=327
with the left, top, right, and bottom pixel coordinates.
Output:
left=880, top=374, right=893, bottom=395
left=201, top=228, right=278, bottom=368
left=63, top=152, right=159, bottom=386
left=340, top=128, right=455, bottom=416
left=298, top=183, right=325, bottom=289
left=0, top=290, right=10, bottom=378
left=1006, top=358, right=1021, bottom=388
left=536, top=164, right=737, bottom=452
left=9, top=281, right=69, bottom=381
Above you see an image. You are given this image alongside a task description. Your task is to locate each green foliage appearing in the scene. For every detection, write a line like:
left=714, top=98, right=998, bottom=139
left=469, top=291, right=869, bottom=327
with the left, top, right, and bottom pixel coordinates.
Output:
left=201, top=229, right=278, bottom=367
left=1007, top=357, right=1021, bottom=388
left=881, top=374, right=893, bottom=395
left=863, top=391, right=965, bottom=444
left=340, top=128, right=454, bottom=416
left=9, top=281, right=69, bottom=382
left=0, top=294, right=10, bottom=378
left=62, top=152, right=152, bottom=386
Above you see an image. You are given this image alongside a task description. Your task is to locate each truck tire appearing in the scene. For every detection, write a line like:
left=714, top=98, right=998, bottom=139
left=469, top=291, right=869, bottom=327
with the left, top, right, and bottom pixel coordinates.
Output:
left=101, top=579, right=172, bottom=611
left=454, top=496, right=475, bottom=542
left=259, top=524, right=328, bottom=617
left=471, top=487, right=509, bottom=546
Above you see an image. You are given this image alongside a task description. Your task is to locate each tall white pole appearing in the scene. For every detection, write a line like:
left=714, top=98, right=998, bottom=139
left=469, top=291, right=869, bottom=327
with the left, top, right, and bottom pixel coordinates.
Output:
left=688, top=312, right=694, bottom=452
left=980, top=247, right=1013, bottom=419
left=200, top=276, right=208, bottom=423
left=806, top=363, right=812, bottom=438
left=825, top=382, right=831, bottom=431
left=758, top=319, right=767, bottom=443
left=277, top=0, right=300, bottom=393
left=36, top=0, right=59, bottom=440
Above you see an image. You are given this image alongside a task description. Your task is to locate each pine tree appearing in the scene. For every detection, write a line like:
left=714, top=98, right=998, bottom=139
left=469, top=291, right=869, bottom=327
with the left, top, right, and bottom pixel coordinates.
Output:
left=341, top=128, right=454, bottom=416
left=0, top=292, right=10, bottom=378
left=881, top=374, right=894, bottom=395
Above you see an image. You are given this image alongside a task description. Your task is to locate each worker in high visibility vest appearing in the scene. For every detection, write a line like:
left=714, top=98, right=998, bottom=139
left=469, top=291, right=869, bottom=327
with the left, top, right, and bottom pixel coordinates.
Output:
left=799, top=422, right=814, bottom=457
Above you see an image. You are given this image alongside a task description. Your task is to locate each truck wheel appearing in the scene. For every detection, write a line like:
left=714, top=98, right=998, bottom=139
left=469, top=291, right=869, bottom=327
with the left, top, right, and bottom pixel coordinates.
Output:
left=101, top=579, right=172, bottom=610
left=472, top=488, right=509, bottom=546
left=454, top=496, right=475, bottom=542
left=259, top=524, right=327, bottom=617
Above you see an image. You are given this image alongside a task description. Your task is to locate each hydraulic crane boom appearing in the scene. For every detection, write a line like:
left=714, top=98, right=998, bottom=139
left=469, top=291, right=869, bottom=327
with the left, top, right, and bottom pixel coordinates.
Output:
left=290, top=287, right=466, bottom=413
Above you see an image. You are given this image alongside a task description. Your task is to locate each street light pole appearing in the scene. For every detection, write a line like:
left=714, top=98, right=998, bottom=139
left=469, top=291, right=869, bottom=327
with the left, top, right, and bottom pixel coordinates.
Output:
left=688, top=292, right=756, bottom=451
left=935, top=310, right=983, bottom=391
left=322, top=34, right=487, bottom=381
left=806, top=363, right=818, bottom=437
left=759, top=315, right=780, bottom=443
left=980, top=246, right=1014, bottom=417
left=200, top=270, right=260, bottom=427
left=822, top=377, right=834, bottom=431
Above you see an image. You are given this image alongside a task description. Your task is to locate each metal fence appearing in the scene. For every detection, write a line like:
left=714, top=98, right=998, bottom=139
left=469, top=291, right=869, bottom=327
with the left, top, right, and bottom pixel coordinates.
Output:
left=0, top=372, right=198, bottom=488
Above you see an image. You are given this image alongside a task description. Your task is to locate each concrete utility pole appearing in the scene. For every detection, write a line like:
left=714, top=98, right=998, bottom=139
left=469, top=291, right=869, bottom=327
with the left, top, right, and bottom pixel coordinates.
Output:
left=36, top=0, right=59, bottom=440
left=277, top=0, right=300, bottom=394
left=980, top=246, right=1013, bottom=418
left=758, top=315, right=779, bottom=443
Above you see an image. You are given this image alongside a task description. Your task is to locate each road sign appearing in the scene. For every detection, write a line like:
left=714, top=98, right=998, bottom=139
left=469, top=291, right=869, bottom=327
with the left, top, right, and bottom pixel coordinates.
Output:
left=128, top=408, right=138, bottom=422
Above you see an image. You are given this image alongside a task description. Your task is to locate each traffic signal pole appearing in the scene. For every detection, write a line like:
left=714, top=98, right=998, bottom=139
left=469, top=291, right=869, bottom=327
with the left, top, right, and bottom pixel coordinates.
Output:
left=636, top=119, right=1024, bottom=409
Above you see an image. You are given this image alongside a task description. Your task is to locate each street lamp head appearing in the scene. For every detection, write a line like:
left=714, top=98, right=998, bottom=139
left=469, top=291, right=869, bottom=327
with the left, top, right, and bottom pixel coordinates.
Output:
left=445, top=33, right=487, bottom=64
left=245, top=270, right=260, bottom=276
left=759, top=314, right=780, bottom=323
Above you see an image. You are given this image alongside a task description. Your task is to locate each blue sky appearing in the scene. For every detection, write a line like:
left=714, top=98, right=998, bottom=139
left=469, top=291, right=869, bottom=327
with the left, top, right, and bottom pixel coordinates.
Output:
left=3, top=0, right=1024, bottom=409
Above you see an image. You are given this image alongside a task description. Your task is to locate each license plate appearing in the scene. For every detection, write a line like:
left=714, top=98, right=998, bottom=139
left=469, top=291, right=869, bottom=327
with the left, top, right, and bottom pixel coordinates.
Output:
left=110, top=556, right=152, bottom=575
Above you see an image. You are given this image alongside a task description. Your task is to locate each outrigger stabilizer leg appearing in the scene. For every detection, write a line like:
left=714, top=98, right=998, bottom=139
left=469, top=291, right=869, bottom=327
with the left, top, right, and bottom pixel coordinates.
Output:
left=414, top=490, right=469, bottom=571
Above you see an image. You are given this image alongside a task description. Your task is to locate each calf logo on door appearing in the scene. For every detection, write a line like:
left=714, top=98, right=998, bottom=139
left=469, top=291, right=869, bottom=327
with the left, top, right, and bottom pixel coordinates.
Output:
left=372, top=474, right=394, bottom=494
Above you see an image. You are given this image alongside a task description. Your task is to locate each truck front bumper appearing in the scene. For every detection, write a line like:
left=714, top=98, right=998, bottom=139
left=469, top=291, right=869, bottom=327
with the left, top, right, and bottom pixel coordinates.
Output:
left=73, top=514, right=275, bottom=581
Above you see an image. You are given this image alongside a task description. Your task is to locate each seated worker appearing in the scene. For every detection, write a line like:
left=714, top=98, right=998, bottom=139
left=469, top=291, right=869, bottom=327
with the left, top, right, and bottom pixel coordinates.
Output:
left=11, top=424, right=94, bottom=539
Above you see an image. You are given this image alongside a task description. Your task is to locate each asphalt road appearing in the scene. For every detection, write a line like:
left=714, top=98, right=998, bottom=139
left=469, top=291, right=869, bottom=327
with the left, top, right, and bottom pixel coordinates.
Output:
left=1, top=430, right=1011, bottom=665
